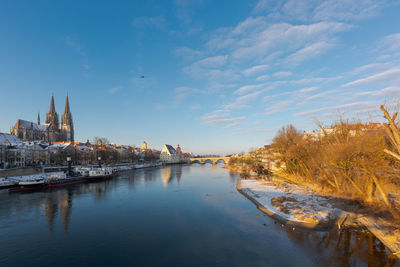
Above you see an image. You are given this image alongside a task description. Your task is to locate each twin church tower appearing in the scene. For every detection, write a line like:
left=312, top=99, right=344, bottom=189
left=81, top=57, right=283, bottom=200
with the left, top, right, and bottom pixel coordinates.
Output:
left=11, top=94, right=74, bottom=143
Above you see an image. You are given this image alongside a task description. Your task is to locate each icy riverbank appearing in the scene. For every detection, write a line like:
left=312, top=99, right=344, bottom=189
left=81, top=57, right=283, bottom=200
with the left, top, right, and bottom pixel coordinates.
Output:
left=237, top=178, right=400, bottom=258
left=237, top=178, right=342, bottom=229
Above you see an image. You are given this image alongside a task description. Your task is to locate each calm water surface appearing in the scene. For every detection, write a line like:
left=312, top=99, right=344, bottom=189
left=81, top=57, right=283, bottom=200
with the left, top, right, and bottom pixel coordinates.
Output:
left=0, top=165, right=398, bottom=266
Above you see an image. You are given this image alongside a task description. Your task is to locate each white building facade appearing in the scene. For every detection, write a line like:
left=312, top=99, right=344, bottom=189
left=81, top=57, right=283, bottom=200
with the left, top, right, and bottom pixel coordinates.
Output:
left=160, top=144, right=180, bottom=164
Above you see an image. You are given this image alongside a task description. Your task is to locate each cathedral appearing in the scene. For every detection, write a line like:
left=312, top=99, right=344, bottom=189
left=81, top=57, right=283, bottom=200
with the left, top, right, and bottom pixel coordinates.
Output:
left=11, top=94, right=74, bottom=143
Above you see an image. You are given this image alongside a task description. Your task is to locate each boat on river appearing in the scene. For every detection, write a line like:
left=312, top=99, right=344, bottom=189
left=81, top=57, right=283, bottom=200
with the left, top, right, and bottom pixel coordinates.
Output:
left=7, top=166, right=119, bottom=193
left=85, top=167, right=117, bottom=180
left=9, top=174, right=86, bottom=193
left=74, top=167, right=91, bottom=177
left=18, top=178, right=45, bottom=186
left=9, top=176, right=86, bottom=193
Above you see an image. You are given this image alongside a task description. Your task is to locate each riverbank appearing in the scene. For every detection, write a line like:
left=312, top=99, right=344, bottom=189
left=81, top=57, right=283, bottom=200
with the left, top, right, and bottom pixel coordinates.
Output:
left=237, top=176, right=400, bottom=258
left=237, top=178, right=339, bottom=230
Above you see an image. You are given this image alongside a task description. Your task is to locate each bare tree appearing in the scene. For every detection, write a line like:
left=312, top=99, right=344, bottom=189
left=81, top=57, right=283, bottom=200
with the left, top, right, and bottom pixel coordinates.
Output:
left=93, top=137, right=110, bottom=146
left=381, top=105, right=400, bottom=161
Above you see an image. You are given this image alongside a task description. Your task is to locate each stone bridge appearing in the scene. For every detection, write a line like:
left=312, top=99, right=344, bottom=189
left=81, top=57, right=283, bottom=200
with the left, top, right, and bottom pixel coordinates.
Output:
left=190, top=157, right=230, bottom=164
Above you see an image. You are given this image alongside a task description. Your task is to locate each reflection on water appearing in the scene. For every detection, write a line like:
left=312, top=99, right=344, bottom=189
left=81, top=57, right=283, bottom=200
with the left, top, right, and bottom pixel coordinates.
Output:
left=0, top=165, right=398, bottom=266
left=160, top=165, right=185, bottom=186
left=278, top=223, right=399, bottom=266
left=44, top=189, right=72, bottom=233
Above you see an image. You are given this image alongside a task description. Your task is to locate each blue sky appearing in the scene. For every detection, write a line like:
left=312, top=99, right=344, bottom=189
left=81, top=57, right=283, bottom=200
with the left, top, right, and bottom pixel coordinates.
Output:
left=1, top=0, right=400, bottom=155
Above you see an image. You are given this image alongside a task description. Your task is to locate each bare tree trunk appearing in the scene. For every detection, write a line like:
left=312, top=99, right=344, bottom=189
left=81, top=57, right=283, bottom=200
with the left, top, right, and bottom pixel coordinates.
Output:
left=380, top=105, right=400, bottom=160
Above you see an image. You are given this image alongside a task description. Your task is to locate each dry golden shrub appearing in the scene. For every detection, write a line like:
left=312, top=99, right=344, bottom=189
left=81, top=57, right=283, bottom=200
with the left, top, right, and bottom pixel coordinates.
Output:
left=272, top=111, right=400, bottom=217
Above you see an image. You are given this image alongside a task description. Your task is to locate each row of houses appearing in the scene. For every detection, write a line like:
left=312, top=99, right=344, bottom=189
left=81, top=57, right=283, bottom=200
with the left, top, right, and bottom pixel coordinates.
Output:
left=1, top=133, right=191, bottom=168
left=303, top=122, right=385, bottom=140
left=0, top=133, right=150, bottom=168
left=0, top=132, right=86, bottom=168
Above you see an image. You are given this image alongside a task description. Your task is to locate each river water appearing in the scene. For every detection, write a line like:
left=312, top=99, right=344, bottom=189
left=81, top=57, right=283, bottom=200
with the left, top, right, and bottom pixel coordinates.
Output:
left=0, top=165, right=398, bottom=266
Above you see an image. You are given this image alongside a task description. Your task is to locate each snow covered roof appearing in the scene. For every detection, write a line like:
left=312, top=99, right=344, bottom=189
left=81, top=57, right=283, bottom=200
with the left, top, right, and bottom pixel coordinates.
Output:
left=18, top=141, right=48, bottom=150
left=48, top=142, right=72, bottom=149
left=14, top=119, right=48, bottom=131
left=116, top=147, right=129, bottom=153
left=76, top=144, right=91, bottom=151
left=162, top=144, right=177, bottom=155
left=0, top=132, right=21, bottom=145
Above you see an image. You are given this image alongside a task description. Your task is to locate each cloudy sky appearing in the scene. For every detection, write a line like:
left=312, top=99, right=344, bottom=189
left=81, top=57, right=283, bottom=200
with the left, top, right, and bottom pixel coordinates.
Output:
left=1, top=0, right=400, bottom=154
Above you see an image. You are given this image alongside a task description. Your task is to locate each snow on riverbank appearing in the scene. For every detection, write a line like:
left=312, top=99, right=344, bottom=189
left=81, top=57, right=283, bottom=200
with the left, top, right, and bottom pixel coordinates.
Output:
left=238, top=179, right=343, bottom=228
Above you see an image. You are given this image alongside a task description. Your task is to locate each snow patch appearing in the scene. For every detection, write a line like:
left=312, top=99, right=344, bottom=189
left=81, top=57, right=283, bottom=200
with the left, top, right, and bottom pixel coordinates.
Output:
left=239, top=179, right=341, bottom=226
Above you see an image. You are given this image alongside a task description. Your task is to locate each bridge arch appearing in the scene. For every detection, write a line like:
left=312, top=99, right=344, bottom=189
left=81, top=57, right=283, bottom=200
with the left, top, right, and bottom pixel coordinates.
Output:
left=215, top=158, right=226, bottom=164
left=189, top=157, right=230, bottom=165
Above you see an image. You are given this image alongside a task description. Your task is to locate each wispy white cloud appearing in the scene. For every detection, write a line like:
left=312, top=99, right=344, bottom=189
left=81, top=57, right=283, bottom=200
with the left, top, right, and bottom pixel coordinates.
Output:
left=221, top=90, right=264, bottom=111
left=252, top=0, right=269, bottom=13
left=183, top=55, right=232, bottom=81
left=272, top=71, right=292, bottom=78
left=234, top=84, right=266, bottom=95
left=354, top=86, right=400, bottom=97
left=291, top=76, right=343, bottom=85
left=233, top=16, right=270, bottom=35
left=283, top=41, right=334, bottom=66
left=295, top=101, right=373, bottom=117
left=190, top=55, right=228, bottom=69
left=262, top=91, right=291, bottom=103
left=228, top=21, right=350, bottom=62
left=343, top=67, right=400, bottom=87
left=297, top=86, right=319, bottom=93
left=173, top=86, right=201, bottom=107
left=350, top=62, right=394, bottom=75
left=312, top=0, right=389, bottom=22
left=256, top=74, right=270, bottom=81
left=253, top=0, right=391, bottom=23
left=172, top=46, right=204, bottom=61
left=199, top=110, right=246, bottom=127
left=236, top=90, right=263, bottom=102
left=154, top=86, right=201, bottom=111
left=304, top=89, right=338, bottom=100
left=376, top=33, right=400, bottom=53
left=174, top=0, right=399, bottom=134
left=242, top=64, right=269, bottom=76
left=265, top=100, right=292, bottom=115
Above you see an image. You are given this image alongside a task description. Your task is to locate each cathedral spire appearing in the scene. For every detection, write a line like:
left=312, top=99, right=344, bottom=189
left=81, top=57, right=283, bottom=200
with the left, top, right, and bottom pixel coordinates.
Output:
left=49, top=93, right=56, bottom=114
left=61, top=93, right=74, bottom=142
left=63, top=93, right=70, bottom=115
left=46, top=94, right=59, bottom=132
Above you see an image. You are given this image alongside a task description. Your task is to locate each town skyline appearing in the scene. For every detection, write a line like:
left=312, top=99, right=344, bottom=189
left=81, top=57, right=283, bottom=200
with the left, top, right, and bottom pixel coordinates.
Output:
left=1, top=0, right=400, bottom=154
